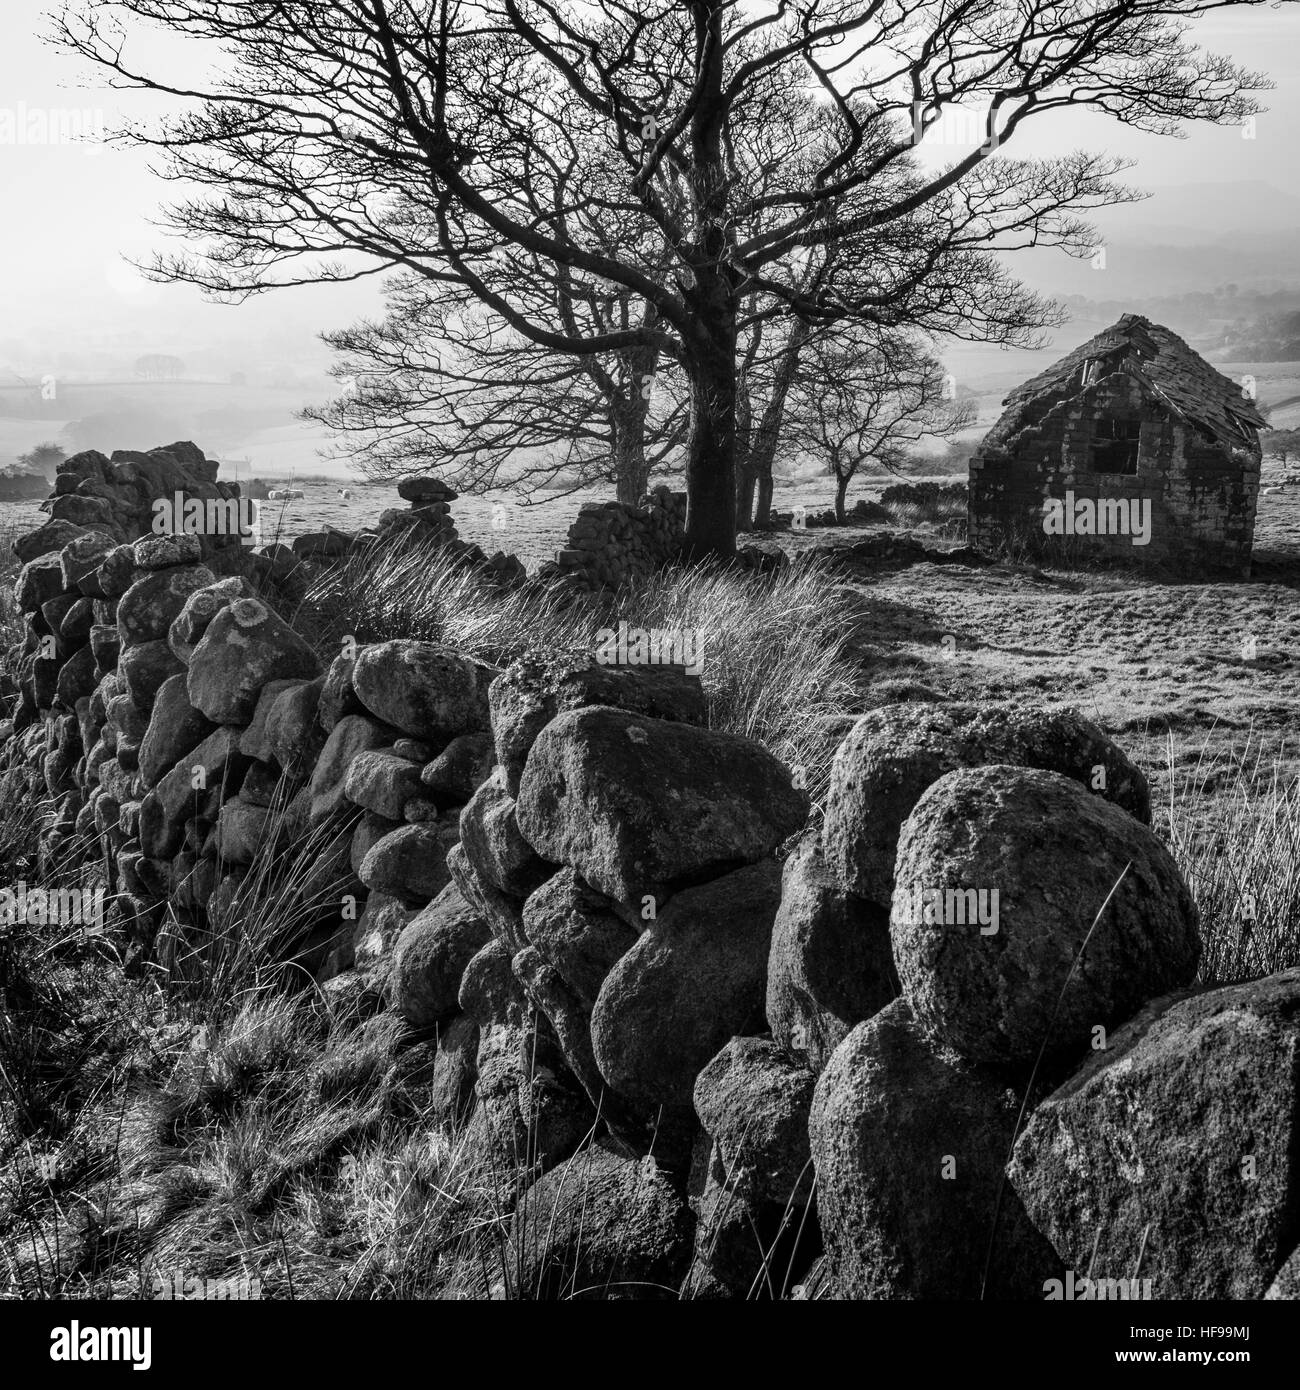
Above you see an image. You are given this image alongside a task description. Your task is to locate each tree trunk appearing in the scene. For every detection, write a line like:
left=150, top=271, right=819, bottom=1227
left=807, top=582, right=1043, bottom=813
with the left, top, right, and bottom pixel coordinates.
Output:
left=614, top=435, right=646, bottom=504
left=834, top=469, right=849, bottom=524
left=681, top=0, right=737, bottom=564
left=756, top=469, right=774, bottom=527
left=683, top=337, right=738, bottom=560
left=735, top=457, right=757, bottom=531
left=749, top=319, right=812, bottom=531
left=734, top=374, right=756, bottom=530
left=612, top=396, right=650, bottom=504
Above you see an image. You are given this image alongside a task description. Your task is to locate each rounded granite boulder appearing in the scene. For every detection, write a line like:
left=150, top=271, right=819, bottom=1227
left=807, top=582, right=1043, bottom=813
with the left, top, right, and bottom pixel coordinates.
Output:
left=890, top=763, right=1199, bottom=1071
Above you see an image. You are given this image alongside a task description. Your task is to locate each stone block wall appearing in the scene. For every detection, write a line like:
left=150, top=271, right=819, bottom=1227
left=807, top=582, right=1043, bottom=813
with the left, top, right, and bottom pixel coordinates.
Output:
left=535, top=485, right=687, bottom=590
left=969, top=374, right=1260, bottom=575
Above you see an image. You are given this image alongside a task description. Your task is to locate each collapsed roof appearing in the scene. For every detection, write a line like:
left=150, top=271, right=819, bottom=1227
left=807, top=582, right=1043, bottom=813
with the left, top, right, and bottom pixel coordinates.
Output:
left=983, top=314, right=1266, bottom=455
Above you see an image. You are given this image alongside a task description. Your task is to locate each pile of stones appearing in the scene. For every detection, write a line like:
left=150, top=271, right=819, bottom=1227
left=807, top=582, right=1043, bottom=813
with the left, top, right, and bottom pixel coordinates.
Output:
left=537, top=486, right=687, bottom=590
left=265, top=473, right=528, bottom=586
left=364, top=474, right=527, bottom=587
left=25, top=441, right=248, bottom=568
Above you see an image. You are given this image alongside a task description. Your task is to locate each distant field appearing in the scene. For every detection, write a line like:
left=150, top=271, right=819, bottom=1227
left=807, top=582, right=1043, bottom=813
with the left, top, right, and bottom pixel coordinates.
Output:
left=0, top=377, right=336, bottom=472
left=4, top=345, right=1295, bottom=481
left=0, top=415, right=69, bottom=463
left=1220, top=361, right=1300, bottom=430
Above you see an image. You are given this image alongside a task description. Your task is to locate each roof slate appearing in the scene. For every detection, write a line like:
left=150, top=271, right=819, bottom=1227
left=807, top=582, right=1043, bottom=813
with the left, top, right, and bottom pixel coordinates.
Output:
left=989, top=314, right=1265, bottom=452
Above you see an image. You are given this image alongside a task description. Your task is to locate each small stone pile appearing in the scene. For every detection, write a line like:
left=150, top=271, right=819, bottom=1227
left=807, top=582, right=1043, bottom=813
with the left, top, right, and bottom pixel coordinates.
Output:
left=767, top=498, right=891, bottom=529
left=364, top=474, right=527, bottom=587
left=537, top=486, right=686, bottom=590
left=536, top=486, right=786, bottom=592
left=2, top=445, right=268, bottom=872
left=259, top=472, right=528, bottom=586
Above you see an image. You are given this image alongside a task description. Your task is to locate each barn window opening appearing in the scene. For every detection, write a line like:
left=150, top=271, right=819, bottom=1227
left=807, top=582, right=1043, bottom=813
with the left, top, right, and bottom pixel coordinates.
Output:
left=1091, top=417, right=1141, bottom=474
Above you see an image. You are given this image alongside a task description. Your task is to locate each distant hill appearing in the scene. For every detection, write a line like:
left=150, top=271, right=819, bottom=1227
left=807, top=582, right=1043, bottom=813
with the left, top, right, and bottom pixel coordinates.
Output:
left=1011, top=180, right=1300, bottom=303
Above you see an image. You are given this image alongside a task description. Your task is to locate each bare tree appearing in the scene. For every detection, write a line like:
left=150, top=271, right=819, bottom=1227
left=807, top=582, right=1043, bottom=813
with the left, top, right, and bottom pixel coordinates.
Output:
left=305, top=271, right=688, bottom=504
left=57, top=0, right=1270, bottom=558
left=785, top=330, right=975, bottom=522
left=733, top=226, right=1059, bottom=531
left=1263, top=428, right=1300, bottom=466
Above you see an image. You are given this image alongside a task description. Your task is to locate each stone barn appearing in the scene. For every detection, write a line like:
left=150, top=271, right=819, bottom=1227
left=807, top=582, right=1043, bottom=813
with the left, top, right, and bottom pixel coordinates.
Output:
left=967, top=314, right=1264, bottom=575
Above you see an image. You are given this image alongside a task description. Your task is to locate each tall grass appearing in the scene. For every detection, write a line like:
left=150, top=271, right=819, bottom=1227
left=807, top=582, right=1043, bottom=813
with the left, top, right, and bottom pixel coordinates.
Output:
left=303, top=536, right=867, bottom=811
left=879, top=481, right=968, bottom=530
left=167, top=779, right=357, bottom=1018
left=1161, top=732, right=1300, bottom=983
left=0, top=518, right=28, bottom=650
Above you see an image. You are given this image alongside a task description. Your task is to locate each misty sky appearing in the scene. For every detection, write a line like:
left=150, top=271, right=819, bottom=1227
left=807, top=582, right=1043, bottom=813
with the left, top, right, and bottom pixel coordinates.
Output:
left=2, top=0, right=1298, bottom=372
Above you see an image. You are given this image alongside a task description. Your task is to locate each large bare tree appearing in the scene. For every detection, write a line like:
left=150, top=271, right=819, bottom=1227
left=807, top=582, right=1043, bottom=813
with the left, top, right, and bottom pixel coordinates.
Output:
left=57, top=0, right=1271, bottom=558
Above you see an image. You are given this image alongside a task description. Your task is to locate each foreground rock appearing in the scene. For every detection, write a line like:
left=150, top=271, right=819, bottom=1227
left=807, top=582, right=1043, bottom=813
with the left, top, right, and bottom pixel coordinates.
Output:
left=459, top=940, right=595, bottom=1178
left=823, top=703, right=1152, bottom=906
left=459, top=768, right=551, bottom=897
left=351, top=640, right=494, bottom=742
left=517, top=707, right=807, bottom=905
left=688, top=1037, right=820, bottom=1298
left=168, top=576, right=255, bottom=663
left=187, top=597, right=320, bottom=724
left=766, top=832, right=897, bottom=1072
left=138, top=674, right=216, bottom=788
left=891, top=765, right=1199, bottom=1072
left=490, top=654, right=708, bottom=794
left=1009, top=969, right=1300, bottom=1300
left=308, top=715, right=393, bottom=824
left=591, top=859, right=781, bottom=1106
left=359, top=822, right=458, bottom=904
left=509, top=1145, right=693, bottom=1299
left=810, top=999, right=1061, bottom=1299
left=389, top=884, right=490, bottom=1028
left=521, top=867, right=638, bottom=1009
left=117, top=565, right=215, bottom=646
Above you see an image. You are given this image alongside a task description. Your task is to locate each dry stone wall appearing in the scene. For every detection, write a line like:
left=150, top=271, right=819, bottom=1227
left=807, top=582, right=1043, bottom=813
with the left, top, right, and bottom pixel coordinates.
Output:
left=3, top=443, right=1298, bottom=1301
left=535, top=485, right=785, bottom=591
left=535, top=486, right=687, bottom=590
